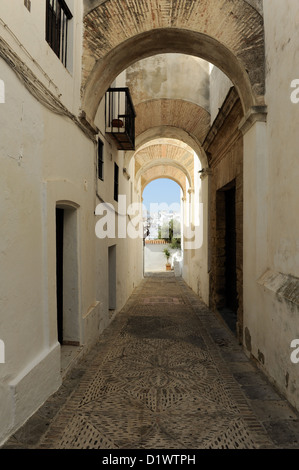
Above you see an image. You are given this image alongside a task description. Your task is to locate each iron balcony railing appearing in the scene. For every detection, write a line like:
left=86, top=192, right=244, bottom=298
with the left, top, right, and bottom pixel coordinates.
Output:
left=105, top=88, right=136, bottom=151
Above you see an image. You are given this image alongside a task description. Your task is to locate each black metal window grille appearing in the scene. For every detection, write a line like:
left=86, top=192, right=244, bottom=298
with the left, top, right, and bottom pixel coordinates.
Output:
left=46, top=0, right=73, bottom=67
left=114, top=163, right=119, bottom=202
left=98, top=138, right=104, bottom=181
left=105, top=88, right=136, bottom=151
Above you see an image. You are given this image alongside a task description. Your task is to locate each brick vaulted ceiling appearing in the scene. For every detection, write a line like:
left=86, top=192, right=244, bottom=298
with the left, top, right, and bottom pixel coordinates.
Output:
left=82, top=0, right=265, bottom=120
left=140, top=165, right=187, bottom=197
left=84, top=0, right=264, bottom=16
left=134, top=99, right=211, bottom=147
left=134, top=141, right=195, bottom=196
left=123, top=54, right=211, bottom=168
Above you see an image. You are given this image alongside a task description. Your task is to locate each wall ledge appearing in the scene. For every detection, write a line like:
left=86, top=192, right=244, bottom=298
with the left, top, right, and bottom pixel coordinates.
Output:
left=238, top=105, right=267, bottom=135
left=258, top=270, right=299, bottom=307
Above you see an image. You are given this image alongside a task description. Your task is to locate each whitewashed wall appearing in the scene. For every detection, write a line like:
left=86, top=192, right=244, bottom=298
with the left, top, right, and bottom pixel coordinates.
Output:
left=243, top=0, right=299, bottom=410
left=0, top=1, right=142, bottom=445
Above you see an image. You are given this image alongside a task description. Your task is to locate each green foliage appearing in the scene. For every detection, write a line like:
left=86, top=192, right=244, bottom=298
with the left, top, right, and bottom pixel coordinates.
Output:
left=159, top=218, right=181, bottom=245
left=170, top=238, right=181, bottom=249
left=163, top=248, right=171, bottom=262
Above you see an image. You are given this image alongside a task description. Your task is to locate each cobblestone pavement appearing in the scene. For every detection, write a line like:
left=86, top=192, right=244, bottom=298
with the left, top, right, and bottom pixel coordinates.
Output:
left=3, top=274, right=299, bottom=449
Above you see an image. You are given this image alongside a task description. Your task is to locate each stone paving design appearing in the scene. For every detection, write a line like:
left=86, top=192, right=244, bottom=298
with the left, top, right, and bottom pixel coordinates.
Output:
left=3, top=274, right=299, bottom=449
left=36, top=275, right=272, bottom=449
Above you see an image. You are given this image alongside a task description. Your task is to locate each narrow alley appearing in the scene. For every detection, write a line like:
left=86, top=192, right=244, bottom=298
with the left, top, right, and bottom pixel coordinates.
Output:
left=3, top=274, right=299, bottom=450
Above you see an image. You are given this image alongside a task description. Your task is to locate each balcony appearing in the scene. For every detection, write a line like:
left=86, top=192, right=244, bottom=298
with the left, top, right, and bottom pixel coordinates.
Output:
left=105, top=88, right=136, bottom=151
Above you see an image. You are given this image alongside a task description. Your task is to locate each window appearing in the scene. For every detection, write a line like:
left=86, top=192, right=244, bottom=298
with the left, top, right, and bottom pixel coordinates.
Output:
left=114, top=163, right=119, bottom=202
left=98, top=138, right=104, bottom=181
left=46, top=0, right=73, bottom=67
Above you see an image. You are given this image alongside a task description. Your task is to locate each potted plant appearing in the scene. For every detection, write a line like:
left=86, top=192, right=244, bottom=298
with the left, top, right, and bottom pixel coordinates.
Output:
left=163, top=248, right=171, bottom=271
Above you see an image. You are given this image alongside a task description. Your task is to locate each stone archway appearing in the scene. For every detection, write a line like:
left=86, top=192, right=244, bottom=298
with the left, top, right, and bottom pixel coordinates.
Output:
left=134, top=140, right=195, bottom=189
left=125, top=127, right=208, bottom=170
left=123, top=98, right=211, bottom=172
left=84, top=0, right=264, bottom=17
left=122, top=53, right=211, bottom=171
left=141, top=169, right=186, bottom=199
left=82, top=0, right=268, bottom=343
left=81, top=0, right=265, bottom=122
left=138, top=161, right=191, bottom=191
left=134, top=100, right=210, bottom=150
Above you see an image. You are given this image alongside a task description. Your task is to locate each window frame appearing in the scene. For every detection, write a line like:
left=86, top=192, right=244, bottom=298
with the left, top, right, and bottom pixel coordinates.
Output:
left=114, top=163, right=119, bottom=202
left=98, top=138, right=104, bottom=181
left=46, top=0, right=73, bottom=68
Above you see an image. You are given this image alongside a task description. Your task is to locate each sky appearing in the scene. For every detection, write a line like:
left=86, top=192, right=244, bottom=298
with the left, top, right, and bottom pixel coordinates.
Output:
left=142, top=179, right=181, bottom=213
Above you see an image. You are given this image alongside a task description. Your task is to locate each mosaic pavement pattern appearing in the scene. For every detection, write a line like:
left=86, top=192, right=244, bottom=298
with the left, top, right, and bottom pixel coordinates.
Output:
left=40, top=276, right=273, bottom=449
left=4, top=274, right=299, bottom=449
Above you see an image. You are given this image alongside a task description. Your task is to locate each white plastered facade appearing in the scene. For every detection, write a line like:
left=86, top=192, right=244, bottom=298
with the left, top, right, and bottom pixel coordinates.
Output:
left=0, top=0, right=299, bottom=445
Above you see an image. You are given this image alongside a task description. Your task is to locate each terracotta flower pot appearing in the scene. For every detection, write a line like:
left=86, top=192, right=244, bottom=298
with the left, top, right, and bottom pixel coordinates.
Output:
left=111, top=119, right=124, bottom=128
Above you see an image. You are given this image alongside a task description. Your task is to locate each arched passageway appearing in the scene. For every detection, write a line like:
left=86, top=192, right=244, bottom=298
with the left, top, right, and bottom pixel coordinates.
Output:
left=89, top=5, right=261, bottom=335
left=81, top=1, right=266, bottom=339
left=3, top=0, right=299, bottom=450
left=81, top=0, right=265, bottom=123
